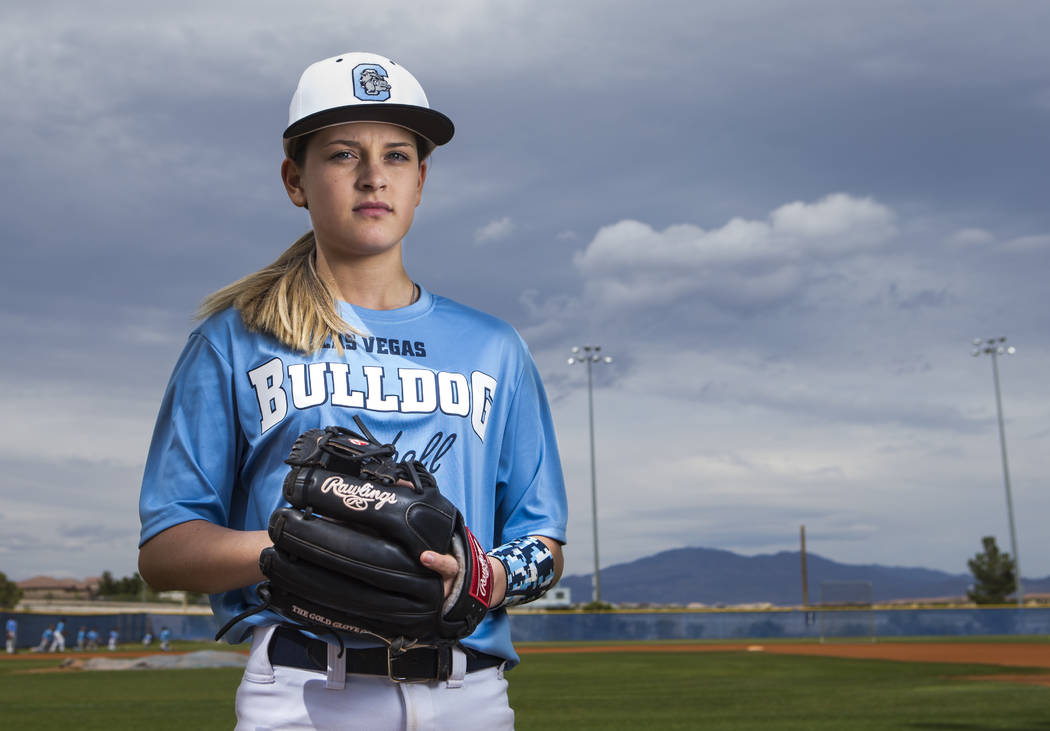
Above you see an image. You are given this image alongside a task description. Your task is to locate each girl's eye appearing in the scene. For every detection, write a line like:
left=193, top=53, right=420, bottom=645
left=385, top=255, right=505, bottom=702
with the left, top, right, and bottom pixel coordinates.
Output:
left=332, top=150, right=357, bottom=161
left=388, top=151, right=410, bottom=162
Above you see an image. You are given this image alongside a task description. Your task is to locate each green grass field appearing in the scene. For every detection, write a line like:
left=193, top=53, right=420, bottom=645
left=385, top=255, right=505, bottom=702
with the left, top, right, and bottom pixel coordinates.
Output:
left=511, top=651, right=1049, bottom=730
left=1, top=643, right=1047, bottom=730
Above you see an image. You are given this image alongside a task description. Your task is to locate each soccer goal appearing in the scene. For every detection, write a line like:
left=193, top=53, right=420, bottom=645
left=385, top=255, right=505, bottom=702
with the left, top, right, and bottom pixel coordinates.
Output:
left=817, top=580, right=876, bottom=643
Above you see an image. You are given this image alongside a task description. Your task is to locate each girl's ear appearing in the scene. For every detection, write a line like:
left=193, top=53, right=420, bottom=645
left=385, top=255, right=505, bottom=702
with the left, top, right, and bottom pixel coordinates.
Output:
left=282, top=158, right=308, bottom=209
left=415, top=160, right=428, bottom=207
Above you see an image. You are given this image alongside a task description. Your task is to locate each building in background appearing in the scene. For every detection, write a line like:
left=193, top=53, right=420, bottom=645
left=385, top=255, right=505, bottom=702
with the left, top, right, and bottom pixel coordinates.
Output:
left=17, top=576, right=101, bottom=601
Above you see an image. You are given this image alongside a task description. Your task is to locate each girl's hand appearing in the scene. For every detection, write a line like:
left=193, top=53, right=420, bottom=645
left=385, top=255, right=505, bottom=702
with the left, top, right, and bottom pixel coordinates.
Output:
left=420, top=551, right=507, bottom=607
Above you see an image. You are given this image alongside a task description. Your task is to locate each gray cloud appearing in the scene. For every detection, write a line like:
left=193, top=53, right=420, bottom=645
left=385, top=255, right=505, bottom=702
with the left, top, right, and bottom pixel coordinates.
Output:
left=572, top=194, right=896, bottom=312
left=473, top=217, right=514, bottom=245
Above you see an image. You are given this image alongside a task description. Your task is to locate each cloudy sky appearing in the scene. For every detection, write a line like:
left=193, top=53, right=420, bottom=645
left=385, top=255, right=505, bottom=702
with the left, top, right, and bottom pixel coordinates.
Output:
left=3, top=1, right=1049, bottom=589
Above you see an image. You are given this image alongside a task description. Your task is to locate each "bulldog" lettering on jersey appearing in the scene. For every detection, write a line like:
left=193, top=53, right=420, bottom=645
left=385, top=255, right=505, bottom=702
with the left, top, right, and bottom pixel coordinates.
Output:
left=247, top=358, right=497, bottom=441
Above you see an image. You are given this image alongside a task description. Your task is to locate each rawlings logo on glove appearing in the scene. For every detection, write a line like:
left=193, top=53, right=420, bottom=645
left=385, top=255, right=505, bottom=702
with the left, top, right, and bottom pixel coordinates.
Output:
left=320, top=476, right=399, bottom=511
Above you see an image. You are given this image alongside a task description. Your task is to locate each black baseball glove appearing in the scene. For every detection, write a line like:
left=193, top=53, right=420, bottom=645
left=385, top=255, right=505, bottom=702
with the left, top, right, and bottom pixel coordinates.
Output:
left=216, top=417, right=493, bottom=648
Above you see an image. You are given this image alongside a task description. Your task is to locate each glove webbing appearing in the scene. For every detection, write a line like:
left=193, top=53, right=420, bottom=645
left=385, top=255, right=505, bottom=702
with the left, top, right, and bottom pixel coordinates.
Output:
left=316, top=416, right=429, bottom=494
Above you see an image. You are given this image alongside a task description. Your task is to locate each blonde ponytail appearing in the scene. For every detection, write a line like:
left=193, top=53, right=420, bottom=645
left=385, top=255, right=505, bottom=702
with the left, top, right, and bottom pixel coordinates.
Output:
left=197, top=231, right=357, bottom=354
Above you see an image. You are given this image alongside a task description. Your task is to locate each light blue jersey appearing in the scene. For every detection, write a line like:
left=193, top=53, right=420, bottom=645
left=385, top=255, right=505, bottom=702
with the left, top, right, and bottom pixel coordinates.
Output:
left=139, top=285, right=567, bottom=666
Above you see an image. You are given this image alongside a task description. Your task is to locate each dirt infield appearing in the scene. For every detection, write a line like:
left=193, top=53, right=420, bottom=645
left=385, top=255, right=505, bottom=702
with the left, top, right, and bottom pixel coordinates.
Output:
left=757, top=642, right=1050, bottom=688
left=520, top=641, right=1050, bottom=669
left=755, top=642, right=1050, bottom=669
left=6, top=641, right=1047, bottom=669
left=7, top=641, right=1048, bottom=686
left=0, top=650, right=188, bottom=661
left=518, top=641, right=1050, bottom=688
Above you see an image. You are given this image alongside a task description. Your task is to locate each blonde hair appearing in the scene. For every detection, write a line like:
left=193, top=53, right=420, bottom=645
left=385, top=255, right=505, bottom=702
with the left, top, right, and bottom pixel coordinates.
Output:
left=197, top=230, right=357, bottom=354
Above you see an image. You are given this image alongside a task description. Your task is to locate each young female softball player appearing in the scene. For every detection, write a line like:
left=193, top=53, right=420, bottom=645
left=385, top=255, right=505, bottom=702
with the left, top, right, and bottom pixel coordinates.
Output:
left=138, top=51, right=567, bottom=730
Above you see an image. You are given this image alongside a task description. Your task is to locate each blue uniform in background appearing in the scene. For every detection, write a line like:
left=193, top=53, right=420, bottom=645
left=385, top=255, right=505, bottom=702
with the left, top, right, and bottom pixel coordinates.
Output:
left=5, top=618, right=15, bottom=654
left=139, top=286, right=567, bottom=667
left=50, top=620, right=65, bottom=652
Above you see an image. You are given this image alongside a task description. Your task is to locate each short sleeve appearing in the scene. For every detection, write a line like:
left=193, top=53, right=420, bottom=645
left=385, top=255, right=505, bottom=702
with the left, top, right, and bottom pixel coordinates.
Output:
left=138, top=333, right=243, bottom=545
left=493, top=349, right=568, bottom=545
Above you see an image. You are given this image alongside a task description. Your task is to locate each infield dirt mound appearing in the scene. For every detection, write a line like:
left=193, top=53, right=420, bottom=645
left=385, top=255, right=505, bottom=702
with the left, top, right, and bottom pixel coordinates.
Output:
left=521, top=641, right=1050, bottom=671
left=755, top=642, right=1050, bottom=669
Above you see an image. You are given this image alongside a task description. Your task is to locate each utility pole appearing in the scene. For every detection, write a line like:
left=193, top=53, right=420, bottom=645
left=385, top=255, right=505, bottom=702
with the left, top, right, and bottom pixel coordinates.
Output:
left=971, top=337, right=1023, bottom=607
left=800, top=525, right=809, bottom=608
left=568, top=345, right=613, bottom=604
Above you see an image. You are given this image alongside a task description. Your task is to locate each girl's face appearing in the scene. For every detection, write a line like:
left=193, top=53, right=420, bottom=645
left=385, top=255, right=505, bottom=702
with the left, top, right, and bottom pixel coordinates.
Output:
left=282, top=122, right=428, bottom=261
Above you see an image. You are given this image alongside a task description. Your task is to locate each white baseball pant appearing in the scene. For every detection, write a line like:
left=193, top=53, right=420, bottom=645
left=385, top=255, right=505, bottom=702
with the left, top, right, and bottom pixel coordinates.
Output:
left=234, top=625, right=515, bottom=731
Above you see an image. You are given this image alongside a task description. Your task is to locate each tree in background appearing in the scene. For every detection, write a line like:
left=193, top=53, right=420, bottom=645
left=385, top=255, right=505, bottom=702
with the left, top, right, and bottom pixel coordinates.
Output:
left=97, top=571, right=148, bottom=600
left=967, top=536, right=1016, bottom=605
left=97, top=570, right=118, bottom=596
left=0, top=571, right=23, bottom=609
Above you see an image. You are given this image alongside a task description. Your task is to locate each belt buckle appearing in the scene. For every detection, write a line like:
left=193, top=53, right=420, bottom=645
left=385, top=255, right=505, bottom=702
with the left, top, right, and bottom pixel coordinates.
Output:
left=387, top=647, right=434, bottom=684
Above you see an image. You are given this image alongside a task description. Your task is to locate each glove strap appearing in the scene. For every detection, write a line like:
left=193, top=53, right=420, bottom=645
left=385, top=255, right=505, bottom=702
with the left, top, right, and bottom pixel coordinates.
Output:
left=214, top=583, right=355, bottom=660
left=326, top=642, right=347, bottom=690
left=446, top=646, right=467, bottom=689
left=214, top=584, right=275, bottom=642
left=488, top=536, right=557, bottom=610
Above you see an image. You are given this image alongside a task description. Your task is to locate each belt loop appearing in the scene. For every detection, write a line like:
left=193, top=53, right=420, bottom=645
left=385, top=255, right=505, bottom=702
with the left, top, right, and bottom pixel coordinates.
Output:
left=326, top=642, right=346, bottom=690
left=446, top=646, right=467, bottom=689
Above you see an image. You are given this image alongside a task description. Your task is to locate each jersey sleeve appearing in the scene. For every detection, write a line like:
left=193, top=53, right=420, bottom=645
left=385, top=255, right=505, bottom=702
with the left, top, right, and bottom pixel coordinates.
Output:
left=493, top=343, right=568, bottom=545
left=138, top=332, right=243, bottom=545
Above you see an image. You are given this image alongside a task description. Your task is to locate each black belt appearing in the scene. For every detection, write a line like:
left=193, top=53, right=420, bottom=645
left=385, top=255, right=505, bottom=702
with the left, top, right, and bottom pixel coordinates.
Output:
left=268, top=626, right=503, bottom=683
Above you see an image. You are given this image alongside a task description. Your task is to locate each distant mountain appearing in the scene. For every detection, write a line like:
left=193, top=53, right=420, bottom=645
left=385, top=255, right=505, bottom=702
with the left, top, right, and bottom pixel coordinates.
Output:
left=559, top=547, right=1050, bottom=606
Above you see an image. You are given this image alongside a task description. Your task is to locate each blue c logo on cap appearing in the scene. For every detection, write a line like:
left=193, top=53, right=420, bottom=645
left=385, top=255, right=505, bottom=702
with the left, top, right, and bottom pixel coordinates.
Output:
left=353, top=64, right=392, bottom=101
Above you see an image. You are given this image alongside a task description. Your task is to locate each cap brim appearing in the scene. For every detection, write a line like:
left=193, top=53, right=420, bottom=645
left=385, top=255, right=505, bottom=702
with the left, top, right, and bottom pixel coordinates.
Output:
left=283, top=104, right=454, bottom=152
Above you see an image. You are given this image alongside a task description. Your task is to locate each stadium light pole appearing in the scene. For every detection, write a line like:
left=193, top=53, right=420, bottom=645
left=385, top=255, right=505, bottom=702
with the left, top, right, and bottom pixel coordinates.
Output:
left=568, top=345, right=613, bottom=604
left=971, top=336, right=1023, bottom=607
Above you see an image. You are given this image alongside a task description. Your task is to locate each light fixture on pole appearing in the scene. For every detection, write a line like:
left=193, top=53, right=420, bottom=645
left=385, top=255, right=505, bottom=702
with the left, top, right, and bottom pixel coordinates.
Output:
left=971, top=336, right=1022, bottom=607
left=568, top=345, right=613, bottom=604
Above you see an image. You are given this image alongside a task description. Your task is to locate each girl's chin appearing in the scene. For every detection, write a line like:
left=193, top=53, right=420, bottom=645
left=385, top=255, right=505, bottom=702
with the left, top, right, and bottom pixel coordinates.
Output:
left=316, top=237, right=403, bottom=260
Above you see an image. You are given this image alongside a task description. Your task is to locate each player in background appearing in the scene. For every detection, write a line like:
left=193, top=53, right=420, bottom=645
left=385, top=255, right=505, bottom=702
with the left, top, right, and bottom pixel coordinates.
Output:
left=137, top=51, right=567, bottom=730
left=142, top=629, right=153, bottom=647
left=35, top=626, right=52, bottom=653
left=108, top=628, right=119, bottom=651
left=5, top=617, right=16, bottom=654
left=49, top=619, right=66, bottom=652
left=160, top=626, right=172, bottom=651
left=87, top=627, right=100, bottom=650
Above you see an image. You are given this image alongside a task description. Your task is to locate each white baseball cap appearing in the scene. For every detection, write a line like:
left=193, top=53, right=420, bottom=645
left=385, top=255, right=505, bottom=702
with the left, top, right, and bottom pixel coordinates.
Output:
left=283, top=52, right=454, bottom=156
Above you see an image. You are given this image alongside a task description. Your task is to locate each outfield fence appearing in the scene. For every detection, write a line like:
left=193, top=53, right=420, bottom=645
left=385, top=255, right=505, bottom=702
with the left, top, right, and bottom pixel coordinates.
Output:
left=505, top=607, right=1050, bottom=643
left=0, top=611, right=217, bottom=650
left=3, top=607, right=1048, bottom=647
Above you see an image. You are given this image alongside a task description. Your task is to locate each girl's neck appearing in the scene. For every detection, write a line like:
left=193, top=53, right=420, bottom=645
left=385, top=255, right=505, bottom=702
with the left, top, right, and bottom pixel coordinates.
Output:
left=315, top=244, right=418, bottom=310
